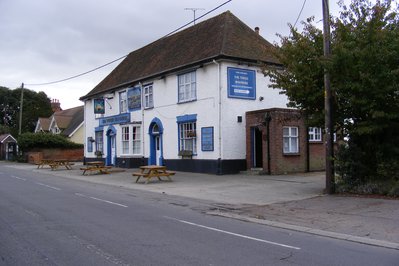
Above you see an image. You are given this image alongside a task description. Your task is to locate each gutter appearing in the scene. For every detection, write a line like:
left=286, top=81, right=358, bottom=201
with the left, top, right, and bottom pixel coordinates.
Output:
left=80, top=55, right=282, bottom=101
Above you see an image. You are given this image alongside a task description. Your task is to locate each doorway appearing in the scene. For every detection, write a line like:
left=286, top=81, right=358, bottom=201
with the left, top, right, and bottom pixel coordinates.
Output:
left=148, top=117, right=164, bottom=166
left=106, top=126, right=116, bottom=166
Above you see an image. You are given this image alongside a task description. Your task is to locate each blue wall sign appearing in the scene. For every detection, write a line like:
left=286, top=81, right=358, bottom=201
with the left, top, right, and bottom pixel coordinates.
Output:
left=227, top=67, right=256, bottom=100
left=201, top=127, right=214, bottom=151
left=99, top=113, right=130, bottom=127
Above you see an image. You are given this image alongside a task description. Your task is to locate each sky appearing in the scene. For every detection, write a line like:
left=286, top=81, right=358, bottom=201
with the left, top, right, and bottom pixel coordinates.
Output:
left=0, top=0, right=346, bottom=109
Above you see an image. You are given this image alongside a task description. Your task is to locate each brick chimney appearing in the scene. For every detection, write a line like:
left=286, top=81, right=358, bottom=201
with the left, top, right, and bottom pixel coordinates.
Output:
left=51, top=99, right=62, bottom=112
left=254, top=26, right=260, bottom=35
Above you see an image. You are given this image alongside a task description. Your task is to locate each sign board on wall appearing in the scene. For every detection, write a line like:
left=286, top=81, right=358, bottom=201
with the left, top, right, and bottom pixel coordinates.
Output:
left=201, top=127, right=214, bottom=151
left=227, top=67, right=256, bottom=100
left=128, top=86, right=141, bottom=111
left=99, top=113, right=130, bottom=127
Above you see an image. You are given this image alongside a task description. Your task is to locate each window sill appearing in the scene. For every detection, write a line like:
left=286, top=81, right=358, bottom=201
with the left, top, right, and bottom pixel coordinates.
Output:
left=144, top=106, right=154, bottom=110
left=178, top=99, right=197, bottom=104
left=283, top=153, right=300, bottom=156
left=309, top=140, right=323, bottom=144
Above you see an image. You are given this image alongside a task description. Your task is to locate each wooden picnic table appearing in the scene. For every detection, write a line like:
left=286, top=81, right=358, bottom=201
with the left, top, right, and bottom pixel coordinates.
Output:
left=80, top=161, right=112, bottom=175
left=36, top=159, right=54, bottom=169
left=132, top=165, right=175, bottom=184
left=36, top=159, right=74, bottom=170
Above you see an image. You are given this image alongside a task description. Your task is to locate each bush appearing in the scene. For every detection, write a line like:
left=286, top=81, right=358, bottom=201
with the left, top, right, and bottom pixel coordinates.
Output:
left=388, top=181, right=399, bottom=197
left=18, top=132, right=83, bottom=151
left=335, top=179, right=396, bottom=196
left=335, top=136, right=399, bottom=196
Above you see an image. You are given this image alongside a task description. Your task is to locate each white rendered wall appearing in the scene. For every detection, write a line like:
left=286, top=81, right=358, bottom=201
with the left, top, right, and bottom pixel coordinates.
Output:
left=83, top=60, right=289, bottom=161
left=219, top=62, right=289, bottom=159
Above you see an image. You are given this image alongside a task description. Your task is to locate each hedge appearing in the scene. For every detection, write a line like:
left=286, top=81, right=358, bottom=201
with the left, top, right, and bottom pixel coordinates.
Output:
left=18, top=132, right=83, bottom=151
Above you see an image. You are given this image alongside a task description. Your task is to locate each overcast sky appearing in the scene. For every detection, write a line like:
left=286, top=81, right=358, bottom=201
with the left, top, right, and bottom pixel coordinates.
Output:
left=1, top=0, right=346, bottom=109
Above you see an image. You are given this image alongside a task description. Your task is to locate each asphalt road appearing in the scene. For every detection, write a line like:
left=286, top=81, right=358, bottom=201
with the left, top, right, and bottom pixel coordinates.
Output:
left=0, top=166, right=398, bottom=265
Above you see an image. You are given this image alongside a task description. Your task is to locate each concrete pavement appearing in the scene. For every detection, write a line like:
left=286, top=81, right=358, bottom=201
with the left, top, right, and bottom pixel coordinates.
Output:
left=2, top=161, right=398, bottom=250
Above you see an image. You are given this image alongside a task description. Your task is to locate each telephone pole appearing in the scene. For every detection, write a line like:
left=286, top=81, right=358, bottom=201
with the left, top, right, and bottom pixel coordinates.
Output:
left=322, top=0, right=335, bottom=194
left=18, top=83, right=25, bottom=135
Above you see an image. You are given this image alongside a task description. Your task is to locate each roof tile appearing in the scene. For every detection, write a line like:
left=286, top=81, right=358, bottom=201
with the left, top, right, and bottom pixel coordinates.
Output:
left=81, top=11, right=278, bottom=100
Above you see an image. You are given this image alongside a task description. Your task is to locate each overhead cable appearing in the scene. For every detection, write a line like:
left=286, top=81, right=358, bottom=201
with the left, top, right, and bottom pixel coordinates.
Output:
left=25, top=0, right=232, bottom=87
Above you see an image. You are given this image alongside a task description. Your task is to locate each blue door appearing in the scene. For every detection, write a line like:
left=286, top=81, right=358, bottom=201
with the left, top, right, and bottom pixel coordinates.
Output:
left=148, top=118, right=164, bottom=165
left=106, top=126, right=116, bottom=166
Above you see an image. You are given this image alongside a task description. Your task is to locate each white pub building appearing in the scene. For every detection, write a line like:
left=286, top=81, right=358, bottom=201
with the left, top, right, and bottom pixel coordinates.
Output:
left=80, top=11, right=290, bottom=174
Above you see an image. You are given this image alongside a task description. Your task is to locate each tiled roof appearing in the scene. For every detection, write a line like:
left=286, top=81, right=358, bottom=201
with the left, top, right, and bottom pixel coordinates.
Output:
left=0, top=134, right=16, bottom=143
left=53, top=106, right=84, bottom=130
left=37, top=118, right=51, bottom=131
left=62, top=108, right=84, bottom=137
left=81, top=11, right=278, bottom=100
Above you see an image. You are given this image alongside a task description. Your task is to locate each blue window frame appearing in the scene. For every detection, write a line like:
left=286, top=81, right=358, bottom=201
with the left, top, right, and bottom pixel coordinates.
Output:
left=176, top=114, right=197, bottom=154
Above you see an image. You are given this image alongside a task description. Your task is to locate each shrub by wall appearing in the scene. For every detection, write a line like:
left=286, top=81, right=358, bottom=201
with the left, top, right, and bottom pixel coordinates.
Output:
left=18, top=132, right=83, bottom=151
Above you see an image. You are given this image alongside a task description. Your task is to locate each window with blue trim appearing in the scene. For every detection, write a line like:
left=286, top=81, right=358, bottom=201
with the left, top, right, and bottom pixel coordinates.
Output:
left=177, top=114, right=197, bottom=154
left=178, top=71, right=196, bottom=103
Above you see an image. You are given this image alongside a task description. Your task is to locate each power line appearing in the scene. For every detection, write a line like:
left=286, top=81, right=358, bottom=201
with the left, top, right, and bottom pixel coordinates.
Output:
left=293, top=0, right=307, bottom=29
left=25, top=0, right=232, bottom=87
left=25, top=55, right=127, bottom=86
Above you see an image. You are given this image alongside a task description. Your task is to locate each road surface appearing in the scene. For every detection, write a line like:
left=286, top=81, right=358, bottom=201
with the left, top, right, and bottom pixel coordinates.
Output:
left=0, top=166, right=397, bottom=265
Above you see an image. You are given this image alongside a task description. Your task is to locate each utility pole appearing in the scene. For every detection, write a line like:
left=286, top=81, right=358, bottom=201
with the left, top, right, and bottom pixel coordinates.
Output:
left=322, top=0, right=335, bottom=194
left=184, top=8, right=205, bottom=25
left=18, top=83, right=24, bottom=135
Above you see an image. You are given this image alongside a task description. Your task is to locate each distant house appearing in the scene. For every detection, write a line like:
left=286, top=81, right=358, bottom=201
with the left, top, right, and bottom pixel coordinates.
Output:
left=0, top=134, right=17, bottom=160
left=34, top=105, right=84, bottom=144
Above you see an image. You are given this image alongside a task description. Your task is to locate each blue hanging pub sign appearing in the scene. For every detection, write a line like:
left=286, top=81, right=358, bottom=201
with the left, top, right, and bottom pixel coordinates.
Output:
left=93, top=98, right=105, bottom=114
left=227, top=67, right=256, bottom=100
left=99, top=113, right=130, bottom=127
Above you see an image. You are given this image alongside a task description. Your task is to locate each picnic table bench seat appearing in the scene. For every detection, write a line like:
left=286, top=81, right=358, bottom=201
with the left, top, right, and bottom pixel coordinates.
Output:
left=36, top=159, right=74, bottom=170
left=49, top=162, right=75, bottom=170
left=133, top=166, right=175, bottom=184
left=80, top=165, right=112, bottom=175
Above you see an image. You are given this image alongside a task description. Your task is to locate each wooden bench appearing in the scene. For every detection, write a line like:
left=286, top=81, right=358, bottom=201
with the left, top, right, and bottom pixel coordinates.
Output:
left=80, top=166, right=112, bottom=175
left=133, top=166, right=175, bottom=184
left=36, top=159, right=54, bottom=169
left=49, top=162, right=75, bottom=170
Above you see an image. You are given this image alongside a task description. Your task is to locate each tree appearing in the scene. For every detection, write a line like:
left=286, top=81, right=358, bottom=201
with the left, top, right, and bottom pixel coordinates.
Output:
left=265, top=18, right=326, bottom=127
left=265, top=0, right=399, bottom=188
left=0, top=86, right=53, bottom=136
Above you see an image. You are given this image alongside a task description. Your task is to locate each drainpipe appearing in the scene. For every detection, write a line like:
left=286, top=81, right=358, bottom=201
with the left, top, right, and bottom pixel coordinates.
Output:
left=264, top=112, right=272, bottom=175
left=140, top=82, right=145, bottom=166
left=213, top=59, right=222, bottom=174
